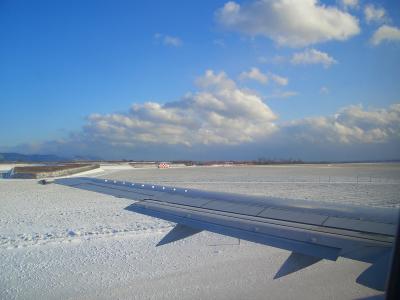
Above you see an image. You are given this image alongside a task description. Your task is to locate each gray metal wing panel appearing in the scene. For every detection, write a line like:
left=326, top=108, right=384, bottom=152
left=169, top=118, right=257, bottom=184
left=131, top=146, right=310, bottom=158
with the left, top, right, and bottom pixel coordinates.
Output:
left=53, top=177, right=398, bottom=292
left=126, top=199, right=395, bottom=259
left=55, top=177, right=399, bottom=233
left=126, top=200, right=342, bottom=261
left=201, top=200, right=266, bottom=216
left=258, top=207, right=328, bottom=226
left=152, top=194, right=212, bottom=207
left=92, top=177, right=396, bottom=224
left=55, top=178, right=154, bottom=200
left=323, top=217, right=397, bottom=236
left=76, top=183, right=153, bottom=200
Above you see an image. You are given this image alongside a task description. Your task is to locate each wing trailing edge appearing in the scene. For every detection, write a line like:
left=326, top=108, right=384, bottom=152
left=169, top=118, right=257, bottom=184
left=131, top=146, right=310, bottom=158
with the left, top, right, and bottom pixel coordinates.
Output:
left=54, top=177, right=398, bottom=291
left=125, top=202, right=342, bottom=261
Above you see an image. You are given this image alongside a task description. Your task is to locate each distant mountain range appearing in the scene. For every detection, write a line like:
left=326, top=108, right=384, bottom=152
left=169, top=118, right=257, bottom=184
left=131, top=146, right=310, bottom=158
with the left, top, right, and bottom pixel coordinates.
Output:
left=0, top=152, right=104, bottom=162
left=0, top=152, right=69, bottom=162
left=1, top=152, right=398, bottom=164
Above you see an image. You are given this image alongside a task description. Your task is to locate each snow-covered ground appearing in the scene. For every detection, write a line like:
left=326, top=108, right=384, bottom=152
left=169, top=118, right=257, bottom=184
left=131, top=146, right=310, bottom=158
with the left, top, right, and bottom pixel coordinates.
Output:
left=1, top=164, right=399, bottom=299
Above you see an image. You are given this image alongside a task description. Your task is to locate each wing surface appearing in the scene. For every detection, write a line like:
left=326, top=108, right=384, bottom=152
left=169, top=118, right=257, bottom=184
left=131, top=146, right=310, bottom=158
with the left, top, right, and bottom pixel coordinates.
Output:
left=55, top=177, right=398, bottom=290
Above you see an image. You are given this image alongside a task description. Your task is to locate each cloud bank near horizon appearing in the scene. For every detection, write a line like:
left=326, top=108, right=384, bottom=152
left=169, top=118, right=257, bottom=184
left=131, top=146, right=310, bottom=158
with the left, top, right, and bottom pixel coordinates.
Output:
left=7, top=70, right=400, bottom=161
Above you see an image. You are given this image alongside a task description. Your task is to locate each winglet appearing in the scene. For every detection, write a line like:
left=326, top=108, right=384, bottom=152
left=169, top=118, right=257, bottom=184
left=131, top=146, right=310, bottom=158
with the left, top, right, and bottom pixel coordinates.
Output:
left=274, top=252, right=322, bottom=279
left=157, top=224, right=203, bottom=246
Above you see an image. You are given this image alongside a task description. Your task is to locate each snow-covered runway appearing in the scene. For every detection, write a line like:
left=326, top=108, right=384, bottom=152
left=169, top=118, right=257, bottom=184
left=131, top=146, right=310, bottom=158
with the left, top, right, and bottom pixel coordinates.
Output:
left=1, top=164, right=399, bottom=299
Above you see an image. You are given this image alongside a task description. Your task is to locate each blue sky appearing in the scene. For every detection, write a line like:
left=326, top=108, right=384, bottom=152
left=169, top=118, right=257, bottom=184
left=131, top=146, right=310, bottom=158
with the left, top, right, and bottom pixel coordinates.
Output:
left=1, top=0, right=399, bottom=160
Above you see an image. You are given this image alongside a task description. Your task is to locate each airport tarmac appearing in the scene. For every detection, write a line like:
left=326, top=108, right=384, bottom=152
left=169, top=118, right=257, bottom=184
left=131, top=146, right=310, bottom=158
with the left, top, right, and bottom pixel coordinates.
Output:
left=1, top=164, right=399, bottom=299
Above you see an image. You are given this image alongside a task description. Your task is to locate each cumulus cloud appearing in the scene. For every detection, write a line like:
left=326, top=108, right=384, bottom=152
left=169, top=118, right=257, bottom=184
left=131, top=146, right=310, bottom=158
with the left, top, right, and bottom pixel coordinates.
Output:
left=82, top=70, right=278, bottom=148
left=269, top=73, right=288, bottom=86
left=239, top=67, right=269, bottom=84
left=370, top=25, right=400, bottom=46
left=215, top=0, right=360, bottom=47
left=283, top=104, right=400, bottom=144
left=341, top=0, right=358, bottom=9
left=239, top=67, right=288, bottom=86
left=364, top=4, right=386, bottom=24
left=17, top=101, right=400, bottom=161
left=10, top=68, right=399, bottom=161
left=154, top=33, right=183, bottom=47
left=291, top=48, right=337, bottom=68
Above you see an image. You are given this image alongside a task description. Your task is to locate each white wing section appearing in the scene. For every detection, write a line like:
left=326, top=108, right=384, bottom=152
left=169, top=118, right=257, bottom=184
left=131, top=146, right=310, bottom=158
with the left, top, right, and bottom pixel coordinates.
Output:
left=54, top=177, right=398, bottom=291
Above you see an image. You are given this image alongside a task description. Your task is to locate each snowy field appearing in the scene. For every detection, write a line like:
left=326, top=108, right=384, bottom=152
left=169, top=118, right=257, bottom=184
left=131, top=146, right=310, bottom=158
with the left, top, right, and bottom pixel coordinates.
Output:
left=1, top=164, right=399, bottom=299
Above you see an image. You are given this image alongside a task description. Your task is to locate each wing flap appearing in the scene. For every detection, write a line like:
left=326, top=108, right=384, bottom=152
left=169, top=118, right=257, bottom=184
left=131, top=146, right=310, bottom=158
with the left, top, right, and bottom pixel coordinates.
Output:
left=154, top=193, right=212, bottom=207
left=126, top=200, right=343, bottom=260
left=258, top=207, right=328, bottom=226
left=323, top=217, right=396, bottom=236
left=201, top=200, right=266, bottom=216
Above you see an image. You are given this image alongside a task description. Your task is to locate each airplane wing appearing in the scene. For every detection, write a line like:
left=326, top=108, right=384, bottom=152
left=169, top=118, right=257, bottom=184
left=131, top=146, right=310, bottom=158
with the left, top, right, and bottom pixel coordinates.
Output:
left=54, top=177, right=399, bottom=291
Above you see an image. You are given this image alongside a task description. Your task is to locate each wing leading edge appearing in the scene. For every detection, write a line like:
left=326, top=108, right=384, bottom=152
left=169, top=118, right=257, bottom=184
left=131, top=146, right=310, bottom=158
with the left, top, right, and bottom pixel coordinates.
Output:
left=54, top=177, right=398, bottom=291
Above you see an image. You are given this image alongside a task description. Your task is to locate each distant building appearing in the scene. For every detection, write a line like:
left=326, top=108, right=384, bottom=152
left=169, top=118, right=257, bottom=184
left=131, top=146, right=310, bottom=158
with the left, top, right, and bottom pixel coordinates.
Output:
left=158, top=162, right=170, bottom=169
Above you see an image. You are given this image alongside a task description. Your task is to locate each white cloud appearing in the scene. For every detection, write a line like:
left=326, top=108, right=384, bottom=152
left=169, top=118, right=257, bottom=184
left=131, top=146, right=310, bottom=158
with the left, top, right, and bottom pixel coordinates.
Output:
left=370, top=25, right=400, bottom=46
left=83, top=70, right=278, bottom=147
left=154, top=33, right=183, bottom=47
left=257, top=56, right=268, bottom=64
left=364, top=4, right=386, bottom=24
left=291, top=48, right=337, bottom=68
left=269, top=73, right=288, bottom=86
left=284, top=104, right=400, bottom=144
left=91, top=102, right=400, bottom=146
left=13, top=100, right=400, bottom=160
left=12, top=65, right=399, bottom=160
left=216, top=0, right=360, bottom=47
left=239, top=67, right=269, bottom=84
left=239, top=68, right=288, bottom=86
left=320, top=86, right=329, bottom=94
left=341, top=0, right=358, bottom=9
left=164, top=35, right=182, bottom=47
